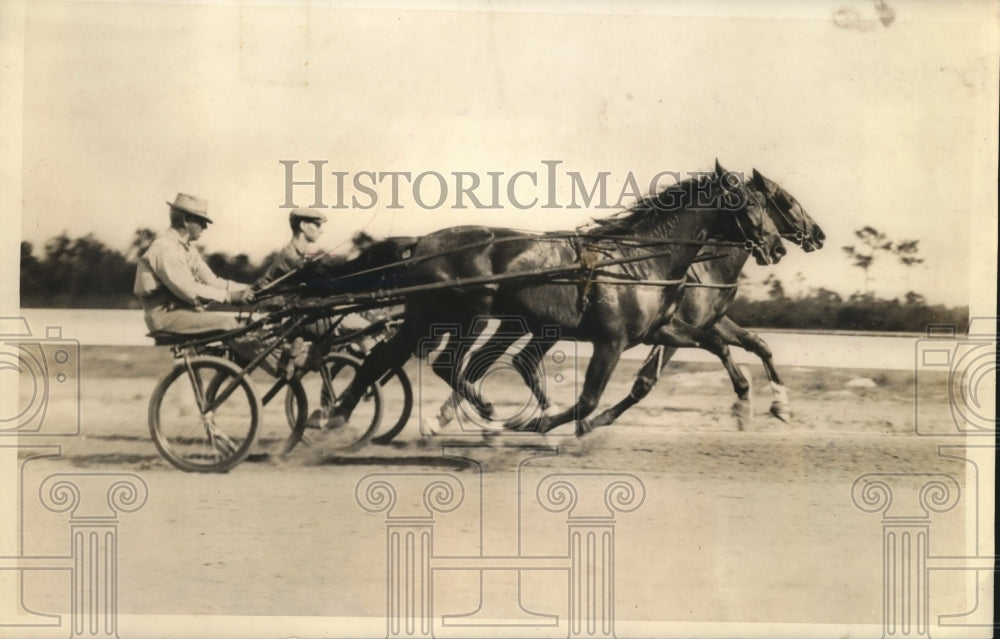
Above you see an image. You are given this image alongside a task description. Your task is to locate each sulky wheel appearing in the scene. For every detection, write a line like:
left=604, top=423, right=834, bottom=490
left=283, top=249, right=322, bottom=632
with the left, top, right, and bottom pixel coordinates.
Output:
left=149, top=355, right=261, bottom=473
left=284, top=353, right=383, bottom=453
left=370, top=366, right=413, bottom=444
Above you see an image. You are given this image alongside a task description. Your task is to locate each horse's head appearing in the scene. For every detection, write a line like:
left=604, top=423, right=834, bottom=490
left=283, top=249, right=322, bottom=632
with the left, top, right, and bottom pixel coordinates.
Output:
left=750, top=168, right=825, bottom=252
left=715, top=160, right=786, bottom=266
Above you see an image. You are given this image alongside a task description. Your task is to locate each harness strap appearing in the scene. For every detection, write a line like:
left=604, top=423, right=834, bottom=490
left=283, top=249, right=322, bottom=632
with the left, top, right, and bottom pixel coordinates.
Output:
left=325, top=231, right=752, bottom=289
left=759, top=185, right=807, bottom=243
left=571, top=236, right=597, bottom=312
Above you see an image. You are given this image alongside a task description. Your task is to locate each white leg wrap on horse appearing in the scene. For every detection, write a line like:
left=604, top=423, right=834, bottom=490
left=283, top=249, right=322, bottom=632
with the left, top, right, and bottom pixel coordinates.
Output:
left=769, top=382, right=791, bottom=422
left=770, top=382, right=789, bottom=404
left=419, top=417, right=438, bottom=437
left=436, top=394, right=458, bottom=428
left=420, top=409, right=445, bottom=436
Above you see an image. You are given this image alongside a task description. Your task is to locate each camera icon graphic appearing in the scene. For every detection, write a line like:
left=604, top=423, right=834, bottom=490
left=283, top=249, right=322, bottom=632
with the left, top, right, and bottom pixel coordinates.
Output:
left=0, top=317, right=81, bottom=435
left=914, top=317, right=996, bottom=436
left=417, top=316, right=580, bottom=434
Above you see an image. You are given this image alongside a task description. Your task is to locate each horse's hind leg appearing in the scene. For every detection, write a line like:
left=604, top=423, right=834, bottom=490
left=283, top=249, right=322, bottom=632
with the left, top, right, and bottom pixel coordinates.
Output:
left=426, top=325, right=504, bottom=434
left=427, top=317, right=545, bottom=434
left=507, top=336, right=556, bottom=413
left=713, top=316, right=790, bottom=422
left=423, top=332, right=466, bottom=435
left=588, top=345, right=674, bottom=428
left=446, top=321, right=557, bottom=428
left=329, top=321, right=419, bottom=427
left=454, top=318, right=536, bottom=422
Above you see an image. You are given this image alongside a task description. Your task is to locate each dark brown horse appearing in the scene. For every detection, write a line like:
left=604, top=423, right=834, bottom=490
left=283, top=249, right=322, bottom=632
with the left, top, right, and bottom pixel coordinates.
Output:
left=319, top=163, right=786, bottom=436
left=585, top=167, right=825, bottom=428
left=425, top=166, right=822, bottom=434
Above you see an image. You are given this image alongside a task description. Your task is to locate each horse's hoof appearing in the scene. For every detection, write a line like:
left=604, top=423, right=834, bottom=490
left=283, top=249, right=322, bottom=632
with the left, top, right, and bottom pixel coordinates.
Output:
left=770, top=402, right=791, bottom=423
left=731, top=400, right=751, bottom=431
left=304, top=409, right=325, bottom=430
left=576, top=419, right=594, bottom=437
left=325, top=414, right=348, bottom=431
left=435, top=412, right=454, bottom=430
left=419, top=416, right=441, bottom=438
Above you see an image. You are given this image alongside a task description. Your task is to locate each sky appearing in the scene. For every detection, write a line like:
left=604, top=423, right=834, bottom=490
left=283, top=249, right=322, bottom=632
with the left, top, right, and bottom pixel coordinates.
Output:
left=3, top=0, right=998, bottom=308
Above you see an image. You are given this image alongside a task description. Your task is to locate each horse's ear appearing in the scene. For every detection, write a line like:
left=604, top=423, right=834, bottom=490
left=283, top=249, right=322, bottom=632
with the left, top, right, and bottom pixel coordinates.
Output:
left=715, top=159, right=740, bottom=195
left=751, top=168, right=767, bottom=189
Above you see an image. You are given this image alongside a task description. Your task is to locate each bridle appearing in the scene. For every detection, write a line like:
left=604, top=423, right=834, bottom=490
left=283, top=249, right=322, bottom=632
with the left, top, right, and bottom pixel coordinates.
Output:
left=755, top=183, right=808, bottom=245
left=727, top=185, right=768, bottom=255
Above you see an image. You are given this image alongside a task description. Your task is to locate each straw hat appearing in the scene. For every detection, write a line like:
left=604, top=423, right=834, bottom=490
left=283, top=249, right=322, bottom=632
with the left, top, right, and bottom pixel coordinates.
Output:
left=166, top=193, right=212, bottom=223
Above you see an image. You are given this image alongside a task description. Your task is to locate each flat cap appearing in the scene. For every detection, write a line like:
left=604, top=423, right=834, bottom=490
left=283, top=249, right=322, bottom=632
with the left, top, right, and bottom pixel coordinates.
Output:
left=289, top=208, right=328, bottom=223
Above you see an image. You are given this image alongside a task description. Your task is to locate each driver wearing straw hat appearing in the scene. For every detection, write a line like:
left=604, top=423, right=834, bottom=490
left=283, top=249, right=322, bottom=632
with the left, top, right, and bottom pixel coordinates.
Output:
left=134, top=193, right=255, bottom=334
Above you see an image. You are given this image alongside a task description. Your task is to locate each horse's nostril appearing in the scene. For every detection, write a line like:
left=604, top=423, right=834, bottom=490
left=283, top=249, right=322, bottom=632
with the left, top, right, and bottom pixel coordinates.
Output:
left=775, top=245, right=787, bottom=257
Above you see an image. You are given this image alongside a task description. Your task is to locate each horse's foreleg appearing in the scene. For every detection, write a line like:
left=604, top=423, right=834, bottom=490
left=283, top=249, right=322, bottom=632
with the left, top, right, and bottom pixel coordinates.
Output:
left=588, top=345, right=674, bottom=428
left=512, top=340, right=623, bottom=436
left=692, top=330, right=753, bottom=430
left=588, top=316, right=719, bottom=428
left=714, top=316, right=790, bottom=422
left=697, top=332, right=751, bottom=400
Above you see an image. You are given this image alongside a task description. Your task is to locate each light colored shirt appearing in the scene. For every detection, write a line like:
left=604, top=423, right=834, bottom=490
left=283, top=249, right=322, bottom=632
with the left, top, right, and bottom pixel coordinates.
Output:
left=133, top=227, right=246, bottom=305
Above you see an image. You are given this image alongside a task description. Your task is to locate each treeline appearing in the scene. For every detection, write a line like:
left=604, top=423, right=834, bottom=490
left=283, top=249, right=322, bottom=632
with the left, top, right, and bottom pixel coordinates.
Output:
left=728, top=288, right=968, bottom=333
left=19, top=232, right=274, bottom=309
left=20, top=231, right=969, bottom=332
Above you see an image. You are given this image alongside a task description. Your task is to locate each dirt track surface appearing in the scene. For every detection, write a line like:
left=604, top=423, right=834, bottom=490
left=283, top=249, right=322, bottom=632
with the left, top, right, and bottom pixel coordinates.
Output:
left=10, top=346, right=976, bottom=638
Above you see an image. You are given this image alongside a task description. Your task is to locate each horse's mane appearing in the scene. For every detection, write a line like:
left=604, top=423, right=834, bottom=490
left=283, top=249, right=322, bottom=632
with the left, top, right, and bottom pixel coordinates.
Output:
left=583, top=174, right=720, bottom=238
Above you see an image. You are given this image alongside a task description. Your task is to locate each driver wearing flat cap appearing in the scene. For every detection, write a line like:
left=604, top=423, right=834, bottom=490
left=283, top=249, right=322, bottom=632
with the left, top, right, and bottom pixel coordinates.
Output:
left=254, top=208, right=330, bottom=289
left=134, top=193, right=255, bottom=334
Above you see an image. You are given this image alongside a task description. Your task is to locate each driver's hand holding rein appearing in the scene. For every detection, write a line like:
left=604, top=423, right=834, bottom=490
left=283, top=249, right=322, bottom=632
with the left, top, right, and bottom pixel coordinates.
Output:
left=134, top=193, right=254, bottom=334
